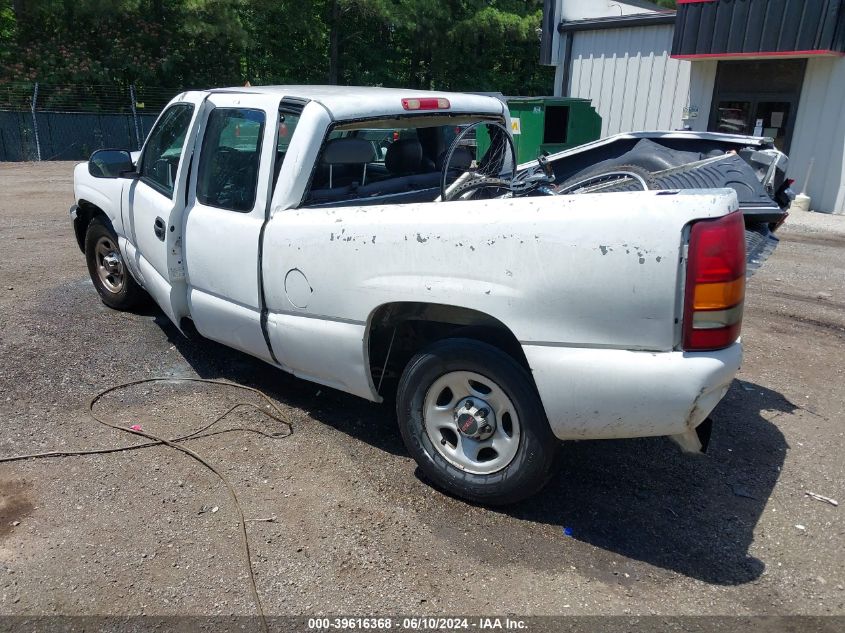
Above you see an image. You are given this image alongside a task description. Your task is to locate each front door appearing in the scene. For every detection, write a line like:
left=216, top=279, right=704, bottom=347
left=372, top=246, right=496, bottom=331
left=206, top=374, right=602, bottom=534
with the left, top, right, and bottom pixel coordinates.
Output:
left=709, top=59, right=806, bottom=153
left=123, top=93, right=206, bottom=325
left=182, top=92, right=283, bottom=361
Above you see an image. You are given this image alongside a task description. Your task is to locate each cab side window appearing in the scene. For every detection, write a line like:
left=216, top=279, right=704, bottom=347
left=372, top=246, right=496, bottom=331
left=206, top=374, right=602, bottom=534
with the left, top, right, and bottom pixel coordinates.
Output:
left=139, top=104, right=195, bottom=198
left=196, top=108, right=265, bottom=212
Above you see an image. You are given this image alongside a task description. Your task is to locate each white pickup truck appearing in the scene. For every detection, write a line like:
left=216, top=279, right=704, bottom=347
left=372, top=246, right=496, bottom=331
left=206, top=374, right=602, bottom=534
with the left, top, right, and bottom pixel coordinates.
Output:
left=71, top=86, right=751, bottom=505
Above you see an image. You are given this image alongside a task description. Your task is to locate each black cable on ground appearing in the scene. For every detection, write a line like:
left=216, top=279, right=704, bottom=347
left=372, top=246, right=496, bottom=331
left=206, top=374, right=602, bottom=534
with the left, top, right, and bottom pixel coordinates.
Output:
left=0, top=377, right=294, bottom=633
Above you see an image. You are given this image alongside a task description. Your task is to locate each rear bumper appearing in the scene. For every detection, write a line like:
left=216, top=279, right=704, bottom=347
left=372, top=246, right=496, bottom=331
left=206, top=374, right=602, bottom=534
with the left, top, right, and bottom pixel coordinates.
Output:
left=523, top=342, right=742, bottom=440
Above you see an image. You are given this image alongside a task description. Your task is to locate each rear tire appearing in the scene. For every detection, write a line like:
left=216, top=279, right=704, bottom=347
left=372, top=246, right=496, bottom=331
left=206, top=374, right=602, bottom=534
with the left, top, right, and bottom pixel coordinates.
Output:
left=84, top=216, right=147, bottom=311
left=396, top=338, right=559, bottom=505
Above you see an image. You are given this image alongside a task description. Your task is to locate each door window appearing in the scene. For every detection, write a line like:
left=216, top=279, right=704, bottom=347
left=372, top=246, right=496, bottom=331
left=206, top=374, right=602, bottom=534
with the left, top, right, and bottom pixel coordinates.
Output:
left=753, top=102, right=792, bottom=151
left=196, top=108, right=265, bottom=212
left=715, top=101, right=751, bottom=135
left=139, top=104, right=195, bottom=198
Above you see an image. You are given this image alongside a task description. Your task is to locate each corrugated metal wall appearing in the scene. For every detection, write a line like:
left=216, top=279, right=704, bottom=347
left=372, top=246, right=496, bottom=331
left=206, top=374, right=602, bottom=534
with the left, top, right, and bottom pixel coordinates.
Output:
left=789, top=57, right=845, bottom=214
left=568, top=25, right=692, bottom=137
left=685, top=59, right=718, bottom=133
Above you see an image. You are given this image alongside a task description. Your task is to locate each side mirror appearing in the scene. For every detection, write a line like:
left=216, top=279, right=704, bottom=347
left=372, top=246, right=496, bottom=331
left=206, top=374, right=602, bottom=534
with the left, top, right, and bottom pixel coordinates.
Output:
left=88, top=149, right=136, bottom=179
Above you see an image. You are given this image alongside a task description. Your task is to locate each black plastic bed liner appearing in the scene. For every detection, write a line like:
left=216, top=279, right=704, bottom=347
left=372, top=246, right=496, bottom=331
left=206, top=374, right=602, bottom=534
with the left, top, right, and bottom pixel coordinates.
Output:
left=651, top=153, right=785, bottom=225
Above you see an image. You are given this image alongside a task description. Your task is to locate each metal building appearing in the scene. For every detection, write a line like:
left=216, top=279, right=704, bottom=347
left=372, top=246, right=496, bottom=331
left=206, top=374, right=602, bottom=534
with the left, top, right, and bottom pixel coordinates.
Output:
left=540, top=0, right=845, bottom=214
left=541, top=1, right=687, bottom=137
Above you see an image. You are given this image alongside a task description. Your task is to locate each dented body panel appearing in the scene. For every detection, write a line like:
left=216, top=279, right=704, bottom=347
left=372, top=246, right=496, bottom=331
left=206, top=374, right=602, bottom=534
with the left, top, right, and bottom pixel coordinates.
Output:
left=525, top=343, right=740, bottom=439
left=261, top=188, right=740, bottom=438
left=71, top=85, right=743, bottom=445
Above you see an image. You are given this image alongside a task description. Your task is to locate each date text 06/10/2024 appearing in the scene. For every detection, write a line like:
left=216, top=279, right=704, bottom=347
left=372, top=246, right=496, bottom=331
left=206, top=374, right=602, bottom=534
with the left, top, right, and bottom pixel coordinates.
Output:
left=307, top=617, right=528, bottom=630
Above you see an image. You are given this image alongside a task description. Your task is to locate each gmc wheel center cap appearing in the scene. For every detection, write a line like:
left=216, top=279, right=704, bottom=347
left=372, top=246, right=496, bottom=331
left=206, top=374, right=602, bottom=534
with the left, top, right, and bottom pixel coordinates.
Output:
left=103, top=254, right=121, bottom=272
left=454, top=398, right=496, bottom=441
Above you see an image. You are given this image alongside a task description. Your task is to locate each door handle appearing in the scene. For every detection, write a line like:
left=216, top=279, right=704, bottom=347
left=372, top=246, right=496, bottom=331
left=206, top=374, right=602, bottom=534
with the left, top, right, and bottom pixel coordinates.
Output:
left=153, top=217, right=166, bottom=241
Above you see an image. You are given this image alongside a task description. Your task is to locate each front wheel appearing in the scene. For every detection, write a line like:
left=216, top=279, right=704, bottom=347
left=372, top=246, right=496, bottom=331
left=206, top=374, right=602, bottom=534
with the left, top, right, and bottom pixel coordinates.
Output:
left=84, top=216, right=147, bottom=311
left=396, top=338, right=560, bottom=505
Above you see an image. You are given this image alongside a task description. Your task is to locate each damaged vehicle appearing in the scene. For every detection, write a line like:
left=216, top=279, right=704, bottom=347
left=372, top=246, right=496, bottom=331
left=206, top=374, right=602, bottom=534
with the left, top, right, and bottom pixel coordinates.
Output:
left=510, top=130, right=792, bottom=275
left=70, top=86, right=785, bottom=505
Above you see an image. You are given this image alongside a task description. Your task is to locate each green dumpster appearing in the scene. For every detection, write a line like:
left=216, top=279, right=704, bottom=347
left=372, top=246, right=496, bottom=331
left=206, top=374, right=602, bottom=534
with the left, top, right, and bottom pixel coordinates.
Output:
left=504, top=97, right=602, bottom=164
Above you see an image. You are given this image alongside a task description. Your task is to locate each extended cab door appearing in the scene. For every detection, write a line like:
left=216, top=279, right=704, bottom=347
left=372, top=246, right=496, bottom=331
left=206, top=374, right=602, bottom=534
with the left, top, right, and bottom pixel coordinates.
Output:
left=123, top=93, right=206, bottom=326
left=182, top=92, right=283, bottom=362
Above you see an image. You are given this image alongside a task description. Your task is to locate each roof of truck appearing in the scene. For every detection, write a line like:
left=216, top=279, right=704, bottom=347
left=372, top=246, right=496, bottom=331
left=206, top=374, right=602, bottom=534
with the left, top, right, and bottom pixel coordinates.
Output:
left=208, top=85, right=507, bottom=120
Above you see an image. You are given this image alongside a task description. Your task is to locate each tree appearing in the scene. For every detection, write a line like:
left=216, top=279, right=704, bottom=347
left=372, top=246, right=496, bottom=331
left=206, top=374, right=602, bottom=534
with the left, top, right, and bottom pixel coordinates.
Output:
left=2, top=0, right=246, bottom=91
left=0, top=0, right=556, bottom=97
left=438, top=1, right=552, bottom=94
left=328, top=0, right=553, bottom=93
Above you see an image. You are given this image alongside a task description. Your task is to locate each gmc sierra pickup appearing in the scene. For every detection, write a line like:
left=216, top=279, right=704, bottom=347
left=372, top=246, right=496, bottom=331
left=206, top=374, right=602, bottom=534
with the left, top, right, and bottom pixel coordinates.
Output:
left=71, top=86, right=751, bottom=504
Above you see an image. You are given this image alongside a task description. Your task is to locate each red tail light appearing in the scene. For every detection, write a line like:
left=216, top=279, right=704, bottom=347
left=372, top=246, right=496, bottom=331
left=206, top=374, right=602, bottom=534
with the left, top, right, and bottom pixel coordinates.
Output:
left=683, top=210, right=746, bottom=351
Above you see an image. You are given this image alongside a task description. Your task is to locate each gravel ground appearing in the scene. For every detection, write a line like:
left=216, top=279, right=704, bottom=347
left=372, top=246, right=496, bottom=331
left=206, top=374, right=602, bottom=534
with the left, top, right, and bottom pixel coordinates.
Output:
left=0, top=162, right=843, bottom=621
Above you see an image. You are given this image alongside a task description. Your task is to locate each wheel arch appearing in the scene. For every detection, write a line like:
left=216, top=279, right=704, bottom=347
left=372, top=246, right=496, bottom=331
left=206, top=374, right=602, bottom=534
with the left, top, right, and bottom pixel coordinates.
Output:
left=365, top=301, right=532, bottom=399
left=73, top=199, right=108, bottom=252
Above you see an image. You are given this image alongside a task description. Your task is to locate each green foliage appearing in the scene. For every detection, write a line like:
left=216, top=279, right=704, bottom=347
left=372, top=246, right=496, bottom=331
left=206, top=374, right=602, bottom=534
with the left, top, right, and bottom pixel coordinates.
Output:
left=654, top=0, right=677, bottom=9
left=3, top=0, right=246, bottom=91
left=1, top=0, right=555, bottom=96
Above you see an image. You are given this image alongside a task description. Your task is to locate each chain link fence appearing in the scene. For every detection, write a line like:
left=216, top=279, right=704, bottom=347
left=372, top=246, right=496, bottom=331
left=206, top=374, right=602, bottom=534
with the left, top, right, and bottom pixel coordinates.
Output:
left=0, top=83, right=175, bottom=161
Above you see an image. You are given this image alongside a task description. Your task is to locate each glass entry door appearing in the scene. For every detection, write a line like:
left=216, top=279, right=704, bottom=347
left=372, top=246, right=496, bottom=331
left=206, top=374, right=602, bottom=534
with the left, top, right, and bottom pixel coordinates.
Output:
left=752, top=101, right=793, bottom=151
left=714, top=98, right=795, bottom=151
left=709, top=60, right=805, bottom=153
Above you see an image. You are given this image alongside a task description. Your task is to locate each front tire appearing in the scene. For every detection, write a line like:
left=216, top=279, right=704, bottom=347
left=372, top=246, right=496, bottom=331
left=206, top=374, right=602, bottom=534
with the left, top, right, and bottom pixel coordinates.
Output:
left=84, top=216, right=147, bottom=311
left=396, top=338, right=559, bottom=505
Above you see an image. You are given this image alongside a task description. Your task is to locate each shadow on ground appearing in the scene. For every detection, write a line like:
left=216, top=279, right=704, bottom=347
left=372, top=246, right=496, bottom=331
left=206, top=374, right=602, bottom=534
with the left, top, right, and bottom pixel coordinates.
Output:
left=500, top=380, right=792, bottom=585
left=157, top=312, right=791, bottom=586
left=155, top=314, right=407, bottom=455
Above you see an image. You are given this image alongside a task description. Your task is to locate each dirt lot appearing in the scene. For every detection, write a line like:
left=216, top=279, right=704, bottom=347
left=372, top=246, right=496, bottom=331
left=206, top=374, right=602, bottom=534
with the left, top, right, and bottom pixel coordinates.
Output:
left=0, top=161, right=843, bottom=621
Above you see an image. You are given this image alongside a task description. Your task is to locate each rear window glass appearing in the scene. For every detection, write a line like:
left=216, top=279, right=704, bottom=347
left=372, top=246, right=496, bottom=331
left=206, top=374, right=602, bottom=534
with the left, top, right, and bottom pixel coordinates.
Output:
left=304, top=118, right=501, bottom=207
